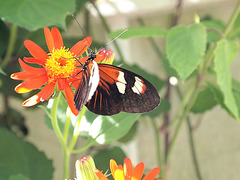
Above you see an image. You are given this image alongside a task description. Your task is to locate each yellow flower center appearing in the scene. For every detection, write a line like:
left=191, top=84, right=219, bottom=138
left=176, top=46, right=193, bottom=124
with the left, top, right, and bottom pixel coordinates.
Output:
left=45, top=47, right=76, bottom=81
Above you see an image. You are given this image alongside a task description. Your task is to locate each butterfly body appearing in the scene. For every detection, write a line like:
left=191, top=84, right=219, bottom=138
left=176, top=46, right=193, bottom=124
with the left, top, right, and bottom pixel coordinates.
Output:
left=74, top=49, right=160, bottom=115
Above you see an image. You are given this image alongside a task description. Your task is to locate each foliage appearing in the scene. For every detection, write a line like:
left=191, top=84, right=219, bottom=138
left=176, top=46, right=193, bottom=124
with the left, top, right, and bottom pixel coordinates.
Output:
left=0, top=0, right=240, bottom=180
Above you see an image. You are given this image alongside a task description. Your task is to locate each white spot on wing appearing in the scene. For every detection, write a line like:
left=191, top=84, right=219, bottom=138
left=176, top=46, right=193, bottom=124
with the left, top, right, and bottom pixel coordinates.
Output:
left=116, top=71, right=126, bottom=94
left=88, top=61, right=100, bottom=101
left=132, top=76, right=143, bottom=94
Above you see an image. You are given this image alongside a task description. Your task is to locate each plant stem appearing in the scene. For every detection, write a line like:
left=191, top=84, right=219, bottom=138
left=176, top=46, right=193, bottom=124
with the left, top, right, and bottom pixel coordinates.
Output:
left=175, top=86, right=203, bottom=180
left=202, top=0, right=240, bottom=74
left=0, top=24, right=18, bottom=69
left=50, top=93, right=69, bottom=179
left=166, top=77, right=199, bottom=163
left=69, top=106, right=87, bottom=151
left=91, top=3, right=125, bottom=63
left=71, top=139, right=95, bottom=154
left=186, top=117, right=203, bottom=180
left=166, top=0, right=240, bottom=165
left=223, top=0, right=240, bottom=36
left=150, top=118, right=162, bottom=174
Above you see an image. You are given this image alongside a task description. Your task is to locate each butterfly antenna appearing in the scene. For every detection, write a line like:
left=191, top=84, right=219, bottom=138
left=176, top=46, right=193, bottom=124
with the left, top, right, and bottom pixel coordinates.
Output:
left=105, top=29, right=128, bottom=47
left=72, top=14, right=91, bottom=54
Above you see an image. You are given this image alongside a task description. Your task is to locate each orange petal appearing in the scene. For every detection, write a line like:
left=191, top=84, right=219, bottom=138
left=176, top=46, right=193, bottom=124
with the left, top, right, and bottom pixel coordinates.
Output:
left=23, top=57, right=45, bottom=67
left=70, top=37, right=92, bottom=57
left=11, top=71, right=33, bottom=80
left=132, top=162, right=145, bottom=180
left=94, top=169, right=109, bottom=180
left=24, top=40, right=49, bottom=62
left=51, top=27, right=63, bottom=50
left=44, top=27, right=55, bottom=53
left=22, top=82, right=55, bottom=106
left=75, top=56, right=88, bottom=66
left=124, top=158, right=133, bottom=180
left=57, top=78, right=65, bottom=91
left=110, top=159, right=118, bottom=179
left=142, top=168, right=160, bottom=180
left=64, top=82, right=79, bottom=116
left=19, top=58, right=46, bottom=74
left=15, top=74, right=48, bottom=93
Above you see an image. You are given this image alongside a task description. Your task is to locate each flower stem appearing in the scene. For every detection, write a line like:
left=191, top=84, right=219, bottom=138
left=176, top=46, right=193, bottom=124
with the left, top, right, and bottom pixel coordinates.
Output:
left=69, top=106, right=86, bottom=151
left=50, top=93, right=69, bottom=179
left=166, top=77, right=199, bottom=163
left=166, top=1, right=240, bottom=165
left=201, top=0, right=240, bottom=74
left=175, top=86, right=203, bottom=180
left=150, top=118, right=163, bottom=177
left=71, top=139, right=95, bottom=154
left=0, top=24, right=18, bottom=69
left=186, top=117, right=203, bottom=180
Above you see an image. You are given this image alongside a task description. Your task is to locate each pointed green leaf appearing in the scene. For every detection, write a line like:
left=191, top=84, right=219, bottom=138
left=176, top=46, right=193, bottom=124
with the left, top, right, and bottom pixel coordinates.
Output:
left=94, top=146, right=126, bottom=173
left=89, top=113, right=140, bottom=145
left=109, top=26, right=167, bottom=39
left=0, top=0, right=75, bottom=30
left=0, top=128, right=54, bottom=180
left=191, top=87, right=217, bottom=113
left=166, top=23, right=207, bottom=80
left=202, top=20, right=225, bottom=42
left=214, top=40, right=239, bottom=119
left=9, top=174, right=30, bottom=180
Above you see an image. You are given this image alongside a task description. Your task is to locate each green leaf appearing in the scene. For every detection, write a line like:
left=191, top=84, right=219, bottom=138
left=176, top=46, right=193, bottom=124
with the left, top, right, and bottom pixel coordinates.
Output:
left=9, top=174, right=30, bottom=180
left=0, top=127, right=54, bottom=180
left=202, top=20, right=225, bottom=42
left=94, top=146, right=126, bottom=177
left=166, top=23, right=207, bottom=81
left=0, top=68, right=6, bottom=75
left=89, top=113, right=141, bottom=145
left=0, top=20, right=9, bottom=57
left=109, top=26, right=167, bottom=39
left=0, top=0, right=75, bottom=30
left=191, top=87, right=217, bottom=113
left=118, top=121, right=138, bottom=143
left=214, top=40, right=239, bottom=119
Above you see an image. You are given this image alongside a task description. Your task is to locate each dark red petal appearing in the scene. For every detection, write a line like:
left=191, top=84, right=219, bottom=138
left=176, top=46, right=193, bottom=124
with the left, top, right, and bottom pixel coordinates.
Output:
left=51, top=27, right=63, bottom=50
left=24, top=40, right=48, bottom=62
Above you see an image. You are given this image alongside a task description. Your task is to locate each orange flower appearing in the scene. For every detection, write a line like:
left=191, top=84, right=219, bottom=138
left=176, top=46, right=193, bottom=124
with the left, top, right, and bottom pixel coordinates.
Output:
left=95, top=158, right=162, bottom=180
left=11, top=27, right=92, bottom=116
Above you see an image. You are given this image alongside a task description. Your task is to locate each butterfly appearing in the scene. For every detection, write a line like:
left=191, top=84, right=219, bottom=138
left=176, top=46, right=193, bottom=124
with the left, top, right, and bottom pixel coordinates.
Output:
left=73, top=48, right=160, bottom=115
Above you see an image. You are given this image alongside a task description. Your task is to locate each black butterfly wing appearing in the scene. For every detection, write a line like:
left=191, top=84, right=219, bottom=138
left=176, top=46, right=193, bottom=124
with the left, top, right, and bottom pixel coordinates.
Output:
left=86, top=64, right=160, bottom=115
left=74, top=60, right=100, bottom=112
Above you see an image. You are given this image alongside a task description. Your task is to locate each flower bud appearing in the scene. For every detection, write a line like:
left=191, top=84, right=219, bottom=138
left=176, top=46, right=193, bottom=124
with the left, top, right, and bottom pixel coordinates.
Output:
left=75, top=155, right=98, bottom=180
